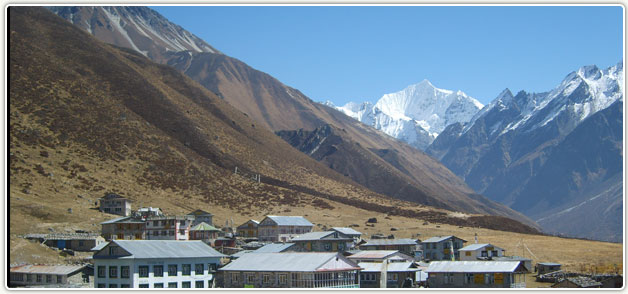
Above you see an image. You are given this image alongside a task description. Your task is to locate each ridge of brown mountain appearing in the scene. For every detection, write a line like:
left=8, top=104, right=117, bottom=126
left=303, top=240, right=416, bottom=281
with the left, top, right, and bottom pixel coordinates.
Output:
left=45, top=6, right=539, bottom=229
left=9, top=6, right=541, bottom=245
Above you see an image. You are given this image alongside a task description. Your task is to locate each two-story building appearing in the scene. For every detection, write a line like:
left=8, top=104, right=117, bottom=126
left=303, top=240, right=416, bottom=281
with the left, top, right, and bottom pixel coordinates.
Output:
left=187, top=210, right=213, bottom=226
left=331, top=227, right=362, bottom=245
left=99, top=193, right=132, bottom=216
left=236, top=220, right=259, bottom=238
left=219, top=252, right=361, bottom=288
left=92, top=240, right=225, bottom=288
left=101, top=216, right=147, bottom=241
left=426, top=261, right=527, bottom=288
left=257, top=216, right=313, bottom=242
left=347, top=250, right=414, bottom=264
left=145, top=215, right=195, bottom=240
left=459, top=243, right=505, bottom=261
left=420, top=236, right=467, bottom=261
left=358, top=239, right=419, bottom=257
left=290, top=231, right=353, bottom=252
left=358, top=261, right=420, bottom=288
left=189, top=222, right=222, bottom=243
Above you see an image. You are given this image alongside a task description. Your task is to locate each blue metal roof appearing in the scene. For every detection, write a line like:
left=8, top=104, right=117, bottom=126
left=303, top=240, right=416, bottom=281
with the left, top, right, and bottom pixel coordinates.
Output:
left=95, top=240, right=226, bottom=259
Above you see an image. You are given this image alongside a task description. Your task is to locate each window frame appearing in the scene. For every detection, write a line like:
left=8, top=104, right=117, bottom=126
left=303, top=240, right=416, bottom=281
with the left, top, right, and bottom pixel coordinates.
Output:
left=279, top=274, right=287, bottom=285
left=195, top=280, right=204, bottom=288
left=195, top=264, right=204, bottom=275
left=154, top=283, right=164, bottom=288
left=168, top=264, right=178, bottom=277
left=138, top=265, right=149, bottom=278
left=154, top=265, right=164, bottom=277
left=109, top=266, right=118, bottom=279
left=97, top=266, right=106, bottom=278
left=182, top=281, right=191, bottom=288
left=168, top=282, right=177, bottom=288
left=182, top=264, right=191, bottom=276
left=121, top=266, right=130, bottom=279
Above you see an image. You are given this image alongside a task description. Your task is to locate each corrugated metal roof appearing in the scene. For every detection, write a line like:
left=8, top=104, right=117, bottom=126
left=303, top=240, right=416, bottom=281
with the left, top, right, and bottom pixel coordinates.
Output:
left=96, top=240, right=225, bottom=259
left=254, top=243, right=295, bottom=253
left=91, top=242, right=109, bottom=251
left=100, top=216, right=131, bottom=224
left=187, top=209, right=213, bottom=216
left=190, top=222, right=220, bottom=231
left=290, top=231, right=352, bottom=241
left=347, top=250, right=399, bottom=259
left=101, top=193, right=125, bottom=200
left=332, top=227, right=362, bottom=236
left=421, top=235, right=468, bottom=243
left=237, top=219, right=259, bottom=228
left=264, top=216, right=313, bottom=226
left=230, top=250, right=254, bottom=258
left=10, top=265, right=86, bottom=275
left=538, top=262, right=561, bottom=266
left=44, top=233, right=102, bottom=241
left=426, top=261, right=521, bottom=273
left=219, top=253, right=358, bottom=272
left=493, top=256, right=532, bottom=262
left=362, top=239, right=418, bottom=246
left=459, top=243, right=503, bottom=251
left=358, top=262, right=418, bottom=273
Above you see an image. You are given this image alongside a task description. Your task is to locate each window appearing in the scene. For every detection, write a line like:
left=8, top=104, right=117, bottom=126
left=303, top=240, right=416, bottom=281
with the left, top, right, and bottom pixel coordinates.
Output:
left=263, top=274, right=271, bottom=284
left=169, top=230, right=175, bottom=236
left=78, top=240, right=84, bottom=247
left=27, top=274, right=34, bottom=282
left=109, top=266, right=118, bottom=278
left=231, top=272, right=239, bottom=283
left=388, top=273, right=398, bottom=281
left=115, top=208, right=122, bottom=212
left=108, top=284, right=118, bottom=288
left=182, top=281, right=191, bottom=288
left=162, top=230, right=167, bottom=236
left=481, top=251, right=488, bottom=257
left=154, top=283, right=164, bottom=288
left=45, top=274, right=53, bottom=283
left=154, top=265, right=163, bottom=277
left=492, top=250, right=498, bottom=256
left=97, top=284, right=106, bottom=288
left=465, top=251, right=472, bottom=256
left=168, top=264, right=178, bottom=276
left=57, top=275, right=63, bottom=283
left=121, top=266, right=130, bottom=278
left=338, top=243, right=344, bottom=251
left=168, top=282, right=177, bottom=288
left=279, top=274, right=287, bottom=285
left=120, top=284, right=130, bottom=288
left=36, top=274, right=42, bottom=283
left=153, top=221, right=159, bottom=226
left=138, top=265, right=148, bottom=278
left=195, top=280, right=204, bottom=288
left=246, top=273, right=255, bottom=283
left=179, top=229, right=186, bottom=235
left=138, top=284, right=149, bottom=288
left=324, top=243, right=331, bottom=251
left=116, top=233, right=124, bottom=239
left=182, top=264, right=191, bottom=276
left=154, top=230, right=160, bottom=236
left=464, top=273, right=474, bottom=284
left=208, top=263, right=217, bottom=272
left=484, top=273, right=494, bottom=284
left=444, top=273, right=454, bottom=284
left=195, top=264, right=204, bottom=275
left=98, top=266, right=106, bottom=278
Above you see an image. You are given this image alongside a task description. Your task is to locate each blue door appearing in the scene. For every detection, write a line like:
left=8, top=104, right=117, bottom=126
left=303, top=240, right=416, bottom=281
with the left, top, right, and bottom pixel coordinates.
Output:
left=58, top=240, right=66, bottom=249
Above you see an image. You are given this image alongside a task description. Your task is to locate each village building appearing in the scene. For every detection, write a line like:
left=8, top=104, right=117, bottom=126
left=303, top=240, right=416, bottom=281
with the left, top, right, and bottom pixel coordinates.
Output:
left=99, top=193, right=132, bottom=216
left=219, top=252, right=361, bottom=288
left=426, top=261, right=527, bottom=288
left=599, top=275, right=623, bottom=288
left=358, top=261, right=419, bottom=288
left=145, top=215, right=195, bottom=240
left=187, top=210, right=214, bottom=226
left=42, top=233, right=106, bottom=252
left=101, top=216, right=147, bottom=241
left=331, top=227, right=362, bottom=243
left=552, top=277, right=603, bottom=288
left=459, top=243, right=505, bottom=261
left=254, top=243, right=297, bottom=253
left=359, top=239, right=419, bottom=257
left=420, top=236, right=467, bottom=261
left=92, top=240, right=224, bottom=288
left=257, top=216, right=313, bottom=242
left=189, top=222, right=222, bottom=243
left=236, top=220, right=259, bottom=238
left=492, top=256, right=533, bottom=272
left=9, top=264, right=90, bottom=287
left=536, top=262, right=562, bottom=275
left=290, top=231, right=353, bottom=252
left=135, top=207, right=163, bottom=219
left=347, top=250, right=414, bottom=264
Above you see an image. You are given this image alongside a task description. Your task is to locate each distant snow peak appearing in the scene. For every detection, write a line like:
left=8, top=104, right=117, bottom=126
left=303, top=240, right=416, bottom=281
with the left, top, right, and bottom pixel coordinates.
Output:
left=331, top=80, right=483, bottom=150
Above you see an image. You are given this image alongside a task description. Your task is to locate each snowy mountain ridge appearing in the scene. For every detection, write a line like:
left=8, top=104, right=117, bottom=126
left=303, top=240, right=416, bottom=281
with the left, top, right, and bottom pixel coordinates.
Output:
left=327, top=80, right=484, bottom=150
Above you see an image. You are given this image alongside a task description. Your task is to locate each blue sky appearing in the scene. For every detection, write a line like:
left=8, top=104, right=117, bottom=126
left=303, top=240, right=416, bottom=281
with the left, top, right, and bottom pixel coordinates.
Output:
left=151, top=6, right=623, bottom=106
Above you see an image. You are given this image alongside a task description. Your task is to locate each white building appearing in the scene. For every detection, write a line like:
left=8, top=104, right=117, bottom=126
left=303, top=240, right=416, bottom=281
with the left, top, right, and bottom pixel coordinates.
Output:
left=459, top=243, right=505, bottom=261
left=92, top=240, right=225, bottom=288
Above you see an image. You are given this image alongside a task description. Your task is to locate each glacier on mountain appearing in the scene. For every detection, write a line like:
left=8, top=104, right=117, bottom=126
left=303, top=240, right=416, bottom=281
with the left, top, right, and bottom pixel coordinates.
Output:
left=327, top=80, right=484, bottom=150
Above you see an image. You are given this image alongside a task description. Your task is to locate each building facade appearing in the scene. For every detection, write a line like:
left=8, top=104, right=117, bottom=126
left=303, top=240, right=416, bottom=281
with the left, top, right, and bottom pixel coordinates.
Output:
left=101, top=216, right=147, bottom=241
left=99, top=193, right=132, bottom=216
left=9, top=265, right=89, bottom=287
left=358, top=262, right=419, bottom=288
left=187, top=210, right=213, bottom=226
left=40, top=233, right=105, bottom=252
left=459, top=243, right=505, bottom=261
left=236, top=220, right=259, bottom=238
left=220, top=252, right=361, bottom=288
left=145, top=215, right=194, bottom=240
left=359, top=239, right=419, bottom=257
left=190, top=222, right=221, bottom=243
left=290, top=231, right=353, bottom=252
left=92, top=240, right=224, bottom=288
left=426, top=261, right=527, bottom=288
left=257, top=216, right=313, bottom=242
left=420, top=236, right=467, bottom=261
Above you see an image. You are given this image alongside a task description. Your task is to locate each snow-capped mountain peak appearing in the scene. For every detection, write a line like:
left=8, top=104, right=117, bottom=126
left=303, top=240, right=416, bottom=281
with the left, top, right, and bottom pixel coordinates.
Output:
left=328, top=80, right=484, bottom=150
